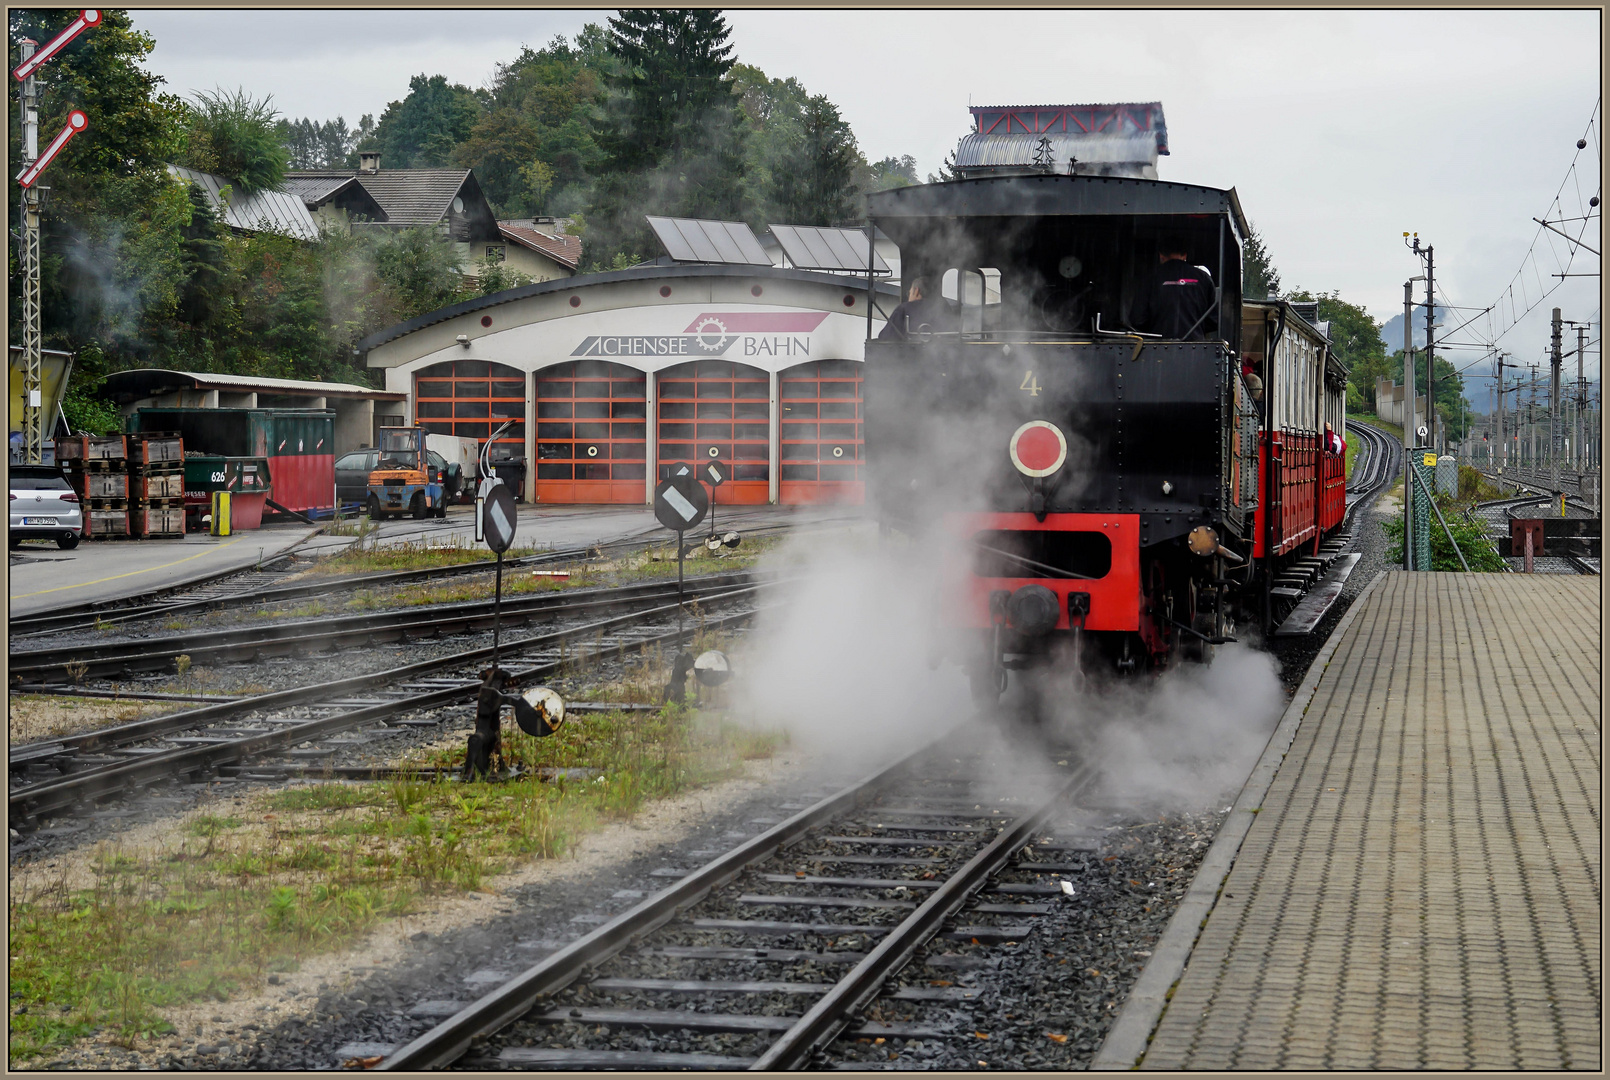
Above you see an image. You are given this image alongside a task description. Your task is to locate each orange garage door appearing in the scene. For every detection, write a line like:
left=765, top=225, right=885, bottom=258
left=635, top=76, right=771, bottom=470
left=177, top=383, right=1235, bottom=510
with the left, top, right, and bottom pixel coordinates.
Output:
left=534, top=361, right=647, bottom=503
left=780, top=360, right=864, bottom=504
left=415, top=359, right=526, bottom=460
left=657, top=360, right=769, bottom=505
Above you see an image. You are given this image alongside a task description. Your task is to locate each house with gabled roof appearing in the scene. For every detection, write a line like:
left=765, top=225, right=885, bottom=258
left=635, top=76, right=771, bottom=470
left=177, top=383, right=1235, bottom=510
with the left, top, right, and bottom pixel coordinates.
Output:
left=492, top=218, right=581, bottom=282
left=285, top=152, right=502, bottom=278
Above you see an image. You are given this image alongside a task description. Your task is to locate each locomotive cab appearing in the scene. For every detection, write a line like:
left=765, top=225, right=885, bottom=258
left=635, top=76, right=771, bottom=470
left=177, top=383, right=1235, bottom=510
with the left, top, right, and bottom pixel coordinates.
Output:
left=864, top=174, right=1265, bottom=695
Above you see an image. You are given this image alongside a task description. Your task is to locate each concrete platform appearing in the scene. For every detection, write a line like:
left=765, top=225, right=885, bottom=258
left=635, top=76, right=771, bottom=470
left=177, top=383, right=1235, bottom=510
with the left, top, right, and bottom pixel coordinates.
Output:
left=8, top=524, right=321, bottom=619
left=1107, top=572, right=1601, bottom=1070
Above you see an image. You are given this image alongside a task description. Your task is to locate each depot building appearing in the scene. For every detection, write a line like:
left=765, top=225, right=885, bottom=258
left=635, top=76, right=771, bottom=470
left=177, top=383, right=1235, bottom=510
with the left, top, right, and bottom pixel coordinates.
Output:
left=358, top=261, right=899, bottom=506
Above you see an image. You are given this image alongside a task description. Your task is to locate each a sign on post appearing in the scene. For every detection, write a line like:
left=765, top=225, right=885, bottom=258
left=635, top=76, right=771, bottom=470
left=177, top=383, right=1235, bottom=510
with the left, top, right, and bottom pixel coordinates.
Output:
left=482, top=482, right=517, bottom=554
left=654, top=465, right=709, bottom=649
left=17, top=110, right=86, bottom=188
left=480, top=480, right=517, bottom=669
left=654, top=469, right=708, bottom=533
left=12, top=10, right=101, bottom=82
left=702, top=458, right=726, bottom=539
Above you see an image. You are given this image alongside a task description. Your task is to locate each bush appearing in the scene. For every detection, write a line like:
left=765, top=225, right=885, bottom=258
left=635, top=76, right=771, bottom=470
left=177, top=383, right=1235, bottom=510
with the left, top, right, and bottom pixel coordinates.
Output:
left=1382, top=505, right=1506, bottom=572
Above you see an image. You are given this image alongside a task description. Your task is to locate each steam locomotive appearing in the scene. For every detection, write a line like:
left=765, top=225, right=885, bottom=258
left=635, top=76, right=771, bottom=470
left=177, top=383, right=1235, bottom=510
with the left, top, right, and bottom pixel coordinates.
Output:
left=863, top=174, right=1347, bottom=701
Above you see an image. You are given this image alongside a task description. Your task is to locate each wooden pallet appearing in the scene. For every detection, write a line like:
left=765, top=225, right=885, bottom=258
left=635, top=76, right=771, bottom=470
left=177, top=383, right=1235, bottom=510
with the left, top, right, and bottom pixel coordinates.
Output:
left=56, top=434, right=127, bottom=462
left=82, top=497, right=128, bottom=510
left=131, top=503, right=186, bottom=538
left=130, top=472, right=185, bottom=499
left=126, top=431, right=183, bottom=467
left=83, top=509, right=130, bottom=539
left=62, top=457, right=123, bottom=473
left=70, top=471, right=128, bottom=500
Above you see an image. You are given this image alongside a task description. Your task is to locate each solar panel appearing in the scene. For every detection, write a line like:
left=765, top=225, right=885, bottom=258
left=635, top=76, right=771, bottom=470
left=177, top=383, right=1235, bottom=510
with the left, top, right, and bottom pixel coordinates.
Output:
left=768, top=224, right=890, bottom=273
left=646, top=217, right=772, bottom=265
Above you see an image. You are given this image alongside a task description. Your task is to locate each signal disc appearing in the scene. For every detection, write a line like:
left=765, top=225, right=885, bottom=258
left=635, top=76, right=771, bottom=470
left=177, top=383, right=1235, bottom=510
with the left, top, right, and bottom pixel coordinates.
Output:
left=1009, top=420, right=1068, bottom=478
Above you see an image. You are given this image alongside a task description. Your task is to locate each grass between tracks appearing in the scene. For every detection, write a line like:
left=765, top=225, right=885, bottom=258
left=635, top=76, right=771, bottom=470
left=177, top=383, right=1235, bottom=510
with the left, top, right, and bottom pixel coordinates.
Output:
left=7, top=641, right=786, bottom=1065
left=263, top=537, right=778, bottom=618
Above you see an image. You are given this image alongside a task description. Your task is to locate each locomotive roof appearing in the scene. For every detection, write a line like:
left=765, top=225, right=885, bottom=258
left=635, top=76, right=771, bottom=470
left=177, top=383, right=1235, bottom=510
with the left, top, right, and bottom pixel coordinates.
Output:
left=866, top=174, right=1249, bottom=239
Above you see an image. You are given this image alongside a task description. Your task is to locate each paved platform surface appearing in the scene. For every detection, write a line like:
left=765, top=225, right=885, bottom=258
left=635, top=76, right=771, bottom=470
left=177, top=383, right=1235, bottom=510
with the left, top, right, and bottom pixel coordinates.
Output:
left=8, top=524, right=320, bottom=619
left=1141, top=572, right=1600, bottom=1070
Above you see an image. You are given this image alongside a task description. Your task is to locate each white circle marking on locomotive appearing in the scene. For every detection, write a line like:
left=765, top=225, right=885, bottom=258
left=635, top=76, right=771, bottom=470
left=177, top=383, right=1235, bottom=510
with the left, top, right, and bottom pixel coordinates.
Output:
left=1008, top=420, right=1068, bottom=478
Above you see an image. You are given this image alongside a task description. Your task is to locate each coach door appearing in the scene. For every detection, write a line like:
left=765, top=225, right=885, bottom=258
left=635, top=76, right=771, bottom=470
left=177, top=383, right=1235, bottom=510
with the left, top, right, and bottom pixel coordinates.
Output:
left=657, top=360, right=769, bottom=504
left=779, top=360, right=864, bottom=504
left=414, top=358, right=526, bottom=459
left=533, top=361, right=647, bottom=503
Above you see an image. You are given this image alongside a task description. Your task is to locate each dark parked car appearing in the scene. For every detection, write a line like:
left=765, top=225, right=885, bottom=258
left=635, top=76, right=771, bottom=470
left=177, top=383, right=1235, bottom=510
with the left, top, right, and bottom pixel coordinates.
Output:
left=9, top=465, right=82, bottom=548
left=334, top=448, right=461, bottom=505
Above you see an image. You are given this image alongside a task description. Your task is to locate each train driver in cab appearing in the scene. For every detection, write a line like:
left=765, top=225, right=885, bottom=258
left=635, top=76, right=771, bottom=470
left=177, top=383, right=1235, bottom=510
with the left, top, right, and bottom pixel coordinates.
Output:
left=1130, top=242, right=1217, bottom=340
left=878, top=275, right=942, bottom=340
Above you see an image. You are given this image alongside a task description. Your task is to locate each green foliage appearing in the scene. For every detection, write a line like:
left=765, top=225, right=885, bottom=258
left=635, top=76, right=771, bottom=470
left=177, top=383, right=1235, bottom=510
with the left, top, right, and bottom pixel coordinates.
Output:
left=1242, top=222, right=1280, bottom=299
left=1286, top=288, right=1391, bottom=411
left=868, top=154, right=919, bottom=190
left=473, top=255, right=537, bottom=297
left=179, top=87, right=289, bottom=194
left=585, top=9, right=750, bottom=267
left=275, top=115, right=355, bottom=170
left=368, top=74, right=483, bottom=169
left=1382, top=501, right=1506, bottom=571
left=1388, top=348, right=1469, bottom=440
left=452, top=36, right=606, bottom=217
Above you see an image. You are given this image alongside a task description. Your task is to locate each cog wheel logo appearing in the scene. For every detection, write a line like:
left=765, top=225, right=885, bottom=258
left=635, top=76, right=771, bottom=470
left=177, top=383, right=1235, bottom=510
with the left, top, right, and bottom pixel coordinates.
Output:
left=693, top=317, right=730, bottom=352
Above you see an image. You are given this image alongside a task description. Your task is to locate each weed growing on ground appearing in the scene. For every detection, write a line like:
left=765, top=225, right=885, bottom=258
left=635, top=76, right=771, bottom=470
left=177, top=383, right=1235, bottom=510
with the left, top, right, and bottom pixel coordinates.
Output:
left=6, top=703, right=784, bottom=1064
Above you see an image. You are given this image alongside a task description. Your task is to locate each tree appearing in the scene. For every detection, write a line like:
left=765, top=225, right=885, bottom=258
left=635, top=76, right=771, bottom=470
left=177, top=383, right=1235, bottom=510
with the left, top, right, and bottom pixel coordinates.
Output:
left=925, top=149, right=962, bottom=184
left=179, top=87, right=289, bottom=194
left=277, top=116, right=355, bottom=170
left=1242, top=222, right=1279, bottom=300
left=1286, top=288, right=1389, bottom=410
left=868, top=155, right=918, bottom=190
left=768, top=94, right=860, bottom=225
left=368, top=74, right=483, bottom=169
left=586, top=9, right=749, bottom=267
left=1388, top=348, right=1469, bottom=440
left=452, top=35, right=606, bottom=216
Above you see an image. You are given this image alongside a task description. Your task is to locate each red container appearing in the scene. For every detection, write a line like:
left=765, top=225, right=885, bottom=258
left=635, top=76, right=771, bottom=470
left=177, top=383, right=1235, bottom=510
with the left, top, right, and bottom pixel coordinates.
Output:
left=229, top=490, right=268, bottom=530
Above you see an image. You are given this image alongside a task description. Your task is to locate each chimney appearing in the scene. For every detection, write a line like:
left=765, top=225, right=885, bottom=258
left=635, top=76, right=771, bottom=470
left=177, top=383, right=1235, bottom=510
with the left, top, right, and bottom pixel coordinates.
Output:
left=359, top=151, right=380, bottom=174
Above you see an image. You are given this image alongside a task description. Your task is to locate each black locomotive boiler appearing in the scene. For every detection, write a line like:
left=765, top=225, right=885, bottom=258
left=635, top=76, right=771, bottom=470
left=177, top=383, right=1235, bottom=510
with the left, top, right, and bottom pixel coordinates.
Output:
left=862, top=174, right=1347, bottom=702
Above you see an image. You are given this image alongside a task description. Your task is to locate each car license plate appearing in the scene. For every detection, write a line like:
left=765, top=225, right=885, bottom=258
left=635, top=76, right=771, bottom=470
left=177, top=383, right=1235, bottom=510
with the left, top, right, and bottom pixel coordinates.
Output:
left=23, top=517, right=58, bottom=526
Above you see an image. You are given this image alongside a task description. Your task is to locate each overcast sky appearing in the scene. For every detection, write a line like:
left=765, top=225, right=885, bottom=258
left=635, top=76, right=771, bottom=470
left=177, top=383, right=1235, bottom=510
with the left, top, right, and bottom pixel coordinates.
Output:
left=132, top=8, right=1602, bottom=393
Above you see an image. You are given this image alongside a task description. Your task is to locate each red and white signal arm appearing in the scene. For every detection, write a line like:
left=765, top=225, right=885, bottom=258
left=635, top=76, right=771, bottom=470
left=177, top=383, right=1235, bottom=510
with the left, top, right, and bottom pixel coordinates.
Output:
left=17, top=110, right=87, bottom=188
left=13, top=11, right=102, bottom=82
left=1009, top=420, right=1068, bottom=478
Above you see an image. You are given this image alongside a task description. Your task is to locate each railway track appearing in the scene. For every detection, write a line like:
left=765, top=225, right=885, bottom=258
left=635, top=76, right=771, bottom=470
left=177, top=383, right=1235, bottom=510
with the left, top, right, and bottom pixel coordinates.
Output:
left=9, top=580, right=770, bottom=825
left=9, top=571, right=758, bottom=684
left=8, top=511, right=859, bottom=640
left=367, top=729, right=1098, bottom=1071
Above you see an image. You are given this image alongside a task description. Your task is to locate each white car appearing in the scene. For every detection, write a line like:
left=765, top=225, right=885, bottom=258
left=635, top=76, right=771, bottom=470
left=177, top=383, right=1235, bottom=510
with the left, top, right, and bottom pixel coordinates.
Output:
left=9, top=465, right=83, bottom=549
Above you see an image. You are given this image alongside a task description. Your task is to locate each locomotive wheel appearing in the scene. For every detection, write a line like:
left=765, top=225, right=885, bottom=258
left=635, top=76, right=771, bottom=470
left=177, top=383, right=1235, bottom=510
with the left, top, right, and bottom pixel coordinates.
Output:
left=1182, top=610, right=1217, bottom=664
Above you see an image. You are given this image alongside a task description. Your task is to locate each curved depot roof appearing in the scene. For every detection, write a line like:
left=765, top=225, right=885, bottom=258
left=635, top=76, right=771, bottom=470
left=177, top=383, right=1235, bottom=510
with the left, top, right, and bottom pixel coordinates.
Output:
left=355, top=263, right=902, bottom=355
left=101, top=369, right=404, bottom=404
left=866, top=174, right=1249, bottom=237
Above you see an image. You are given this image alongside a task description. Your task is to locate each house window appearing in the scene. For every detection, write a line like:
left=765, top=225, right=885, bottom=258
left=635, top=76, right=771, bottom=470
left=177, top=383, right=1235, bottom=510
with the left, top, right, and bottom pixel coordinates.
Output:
left=486, top=245, right=505, bottom=262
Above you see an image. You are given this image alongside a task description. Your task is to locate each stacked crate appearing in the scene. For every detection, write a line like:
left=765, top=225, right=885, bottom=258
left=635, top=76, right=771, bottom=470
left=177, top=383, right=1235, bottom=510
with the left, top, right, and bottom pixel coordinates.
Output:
left=126, top=431, right=186, bottom=538
left=57, top=434, right=131, bottom=538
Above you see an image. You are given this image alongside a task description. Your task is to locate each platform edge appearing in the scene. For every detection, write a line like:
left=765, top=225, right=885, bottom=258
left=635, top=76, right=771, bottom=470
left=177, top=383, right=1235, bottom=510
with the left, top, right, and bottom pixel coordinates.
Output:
left=1089, top=570, right=1386, bottom=1070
